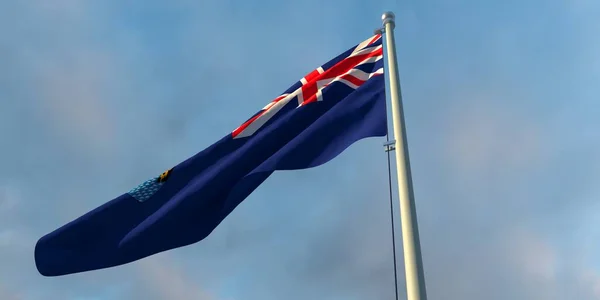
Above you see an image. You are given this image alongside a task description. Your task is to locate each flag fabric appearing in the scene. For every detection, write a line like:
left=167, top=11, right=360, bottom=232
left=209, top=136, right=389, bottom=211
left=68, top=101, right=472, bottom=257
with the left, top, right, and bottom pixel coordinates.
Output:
left=35, top=34, right=387, bottom=276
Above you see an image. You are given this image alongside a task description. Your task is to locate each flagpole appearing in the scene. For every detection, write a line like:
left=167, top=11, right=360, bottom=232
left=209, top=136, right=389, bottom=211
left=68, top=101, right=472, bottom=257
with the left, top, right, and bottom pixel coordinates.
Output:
left=380, top=11, right=428, bottom=300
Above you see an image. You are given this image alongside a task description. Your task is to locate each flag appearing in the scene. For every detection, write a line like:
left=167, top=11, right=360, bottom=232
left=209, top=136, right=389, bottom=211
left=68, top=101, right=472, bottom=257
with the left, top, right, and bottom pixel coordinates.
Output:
left=35, top=34, right=387, bottom=276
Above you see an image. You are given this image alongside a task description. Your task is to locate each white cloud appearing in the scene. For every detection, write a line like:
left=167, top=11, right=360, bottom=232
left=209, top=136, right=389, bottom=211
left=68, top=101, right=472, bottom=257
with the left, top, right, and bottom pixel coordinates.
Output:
left=501, top=227, right=600, bottom=300
left=0, top=185, right=19, bottom=215
left=0, top=284, right=22, bottom=300
left=440, top=96, right=547, bottom=174
left=135, top=256, right=215, bottom=300
left=503, top=227, right=557, bottom=282
left=580, top=269, right=600, bottom=299
left=0, top=229, right=32, bottom=249
left=33, top=49, right=120, bottom=154
left=2, top=1, right=600, bottom=300
left=2, top=2, right=122, bottom=156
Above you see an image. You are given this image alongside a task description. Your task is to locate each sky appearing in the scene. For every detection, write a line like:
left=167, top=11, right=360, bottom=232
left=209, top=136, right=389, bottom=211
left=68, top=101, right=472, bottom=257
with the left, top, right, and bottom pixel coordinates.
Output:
left=1, top=0, right=599, bottom=299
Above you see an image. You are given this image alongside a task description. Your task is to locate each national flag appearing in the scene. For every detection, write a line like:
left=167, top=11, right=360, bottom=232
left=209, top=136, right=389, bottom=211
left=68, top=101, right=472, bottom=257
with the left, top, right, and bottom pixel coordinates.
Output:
left=35, top=34, right=387, bottom=276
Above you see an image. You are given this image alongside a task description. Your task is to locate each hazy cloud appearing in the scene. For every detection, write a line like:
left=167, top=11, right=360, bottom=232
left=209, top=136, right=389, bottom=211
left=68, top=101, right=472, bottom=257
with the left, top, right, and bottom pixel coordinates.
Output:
left=133, top=256, right=215, bottom=300
left=1, top=0, right=599, bottom=299
left=0, top=284, right=22, bottom=300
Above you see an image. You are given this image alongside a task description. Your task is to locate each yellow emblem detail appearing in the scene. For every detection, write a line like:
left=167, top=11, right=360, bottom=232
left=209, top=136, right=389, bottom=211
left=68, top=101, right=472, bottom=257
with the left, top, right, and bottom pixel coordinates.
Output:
left=157, top=168, right=173, bottom=183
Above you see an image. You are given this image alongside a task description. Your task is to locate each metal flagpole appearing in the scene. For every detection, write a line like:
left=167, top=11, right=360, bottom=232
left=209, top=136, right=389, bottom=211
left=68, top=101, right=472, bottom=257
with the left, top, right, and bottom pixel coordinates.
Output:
left=379, top=11, right=428, bottom=300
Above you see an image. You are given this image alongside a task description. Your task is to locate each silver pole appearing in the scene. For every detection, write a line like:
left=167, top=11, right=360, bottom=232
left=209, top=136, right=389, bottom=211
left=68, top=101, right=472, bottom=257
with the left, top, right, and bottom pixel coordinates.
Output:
left=381, top=11, right=428, bottom=300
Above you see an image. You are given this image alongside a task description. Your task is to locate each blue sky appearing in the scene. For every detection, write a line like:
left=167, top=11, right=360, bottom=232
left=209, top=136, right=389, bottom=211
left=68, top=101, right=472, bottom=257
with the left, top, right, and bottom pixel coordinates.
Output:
left=1, top=0, right=599, bottom=299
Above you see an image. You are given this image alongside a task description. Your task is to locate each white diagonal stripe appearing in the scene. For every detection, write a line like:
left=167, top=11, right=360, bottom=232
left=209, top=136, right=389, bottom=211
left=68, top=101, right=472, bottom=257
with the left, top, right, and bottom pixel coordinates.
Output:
left=348, top=45, right=382, bottom=58
left=351, top=35, right=381, bottom=56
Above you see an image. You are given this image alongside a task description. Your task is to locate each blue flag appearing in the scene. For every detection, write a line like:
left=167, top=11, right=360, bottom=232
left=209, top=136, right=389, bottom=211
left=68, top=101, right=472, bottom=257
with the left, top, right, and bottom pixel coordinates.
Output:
left=35, top=34, right=387, bottom=276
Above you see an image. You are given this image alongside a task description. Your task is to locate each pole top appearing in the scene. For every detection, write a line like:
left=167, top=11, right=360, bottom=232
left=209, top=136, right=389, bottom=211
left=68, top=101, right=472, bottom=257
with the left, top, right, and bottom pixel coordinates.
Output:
left=382, top=11, right=395, bottom=27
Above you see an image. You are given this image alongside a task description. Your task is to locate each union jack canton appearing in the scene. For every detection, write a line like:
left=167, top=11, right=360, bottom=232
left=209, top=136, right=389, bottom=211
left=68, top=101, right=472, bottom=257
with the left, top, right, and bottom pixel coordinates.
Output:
left=232, top=34, right=384, bottom=138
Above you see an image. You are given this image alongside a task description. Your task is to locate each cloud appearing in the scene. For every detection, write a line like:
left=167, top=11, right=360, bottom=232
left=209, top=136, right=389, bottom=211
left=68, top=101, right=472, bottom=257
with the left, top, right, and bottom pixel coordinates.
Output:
left=0, top=185, right=33, bottom=251
left=0, top=284, right=22, bottom=300
left=32, top=49, right=120, bottom=154
left=580, top=270, right=600, bottom=299
left=133, top=256, right=215, bottom=300
left=1, top=0, right=600, bottom=300
left=0, top=185, right=19, bottom=215
left=0, top=229, right=34, bottom=250
left=428, top=226, right=600, bottom=300
left=441, top=97, right=547, bottom=173
left=5, top=2, right=125, bottom=156
left=506, top=228, right=557, bottom=282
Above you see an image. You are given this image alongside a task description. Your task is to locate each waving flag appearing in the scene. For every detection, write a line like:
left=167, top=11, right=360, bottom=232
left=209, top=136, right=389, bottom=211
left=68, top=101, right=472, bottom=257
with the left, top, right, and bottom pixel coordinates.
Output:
left=35, top=34, right=387, bottom=276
